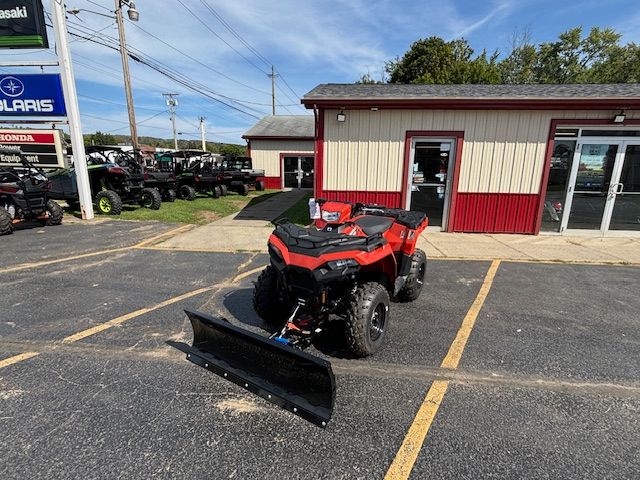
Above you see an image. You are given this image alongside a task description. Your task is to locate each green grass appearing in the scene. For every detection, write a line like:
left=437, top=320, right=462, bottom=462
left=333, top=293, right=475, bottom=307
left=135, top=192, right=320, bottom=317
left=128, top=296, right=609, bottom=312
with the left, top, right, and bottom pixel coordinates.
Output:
left=279, top=192, right=313, bottom=225
left=65, top=190, right=280, bottom=225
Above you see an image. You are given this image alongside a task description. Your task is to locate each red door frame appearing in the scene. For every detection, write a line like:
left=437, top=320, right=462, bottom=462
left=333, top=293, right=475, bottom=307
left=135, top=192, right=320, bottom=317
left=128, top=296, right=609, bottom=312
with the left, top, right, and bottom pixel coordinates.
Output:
left=402, top=131, right=465, bottom=232
left=534, top=118, right=640, bottom=233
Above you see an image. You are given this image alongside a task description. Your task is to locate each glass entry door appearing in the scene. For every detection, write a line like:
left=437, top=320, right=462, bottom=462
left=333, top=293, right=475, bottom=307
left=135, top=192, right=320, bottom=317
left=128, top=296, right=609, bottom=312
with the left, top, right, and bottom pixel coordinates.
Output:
left=283, top=155, right=314, bottom=189
left=407, top=139, right=455, bottom=228
left=609, top=143, right=640, bottom=231
left=561, top=140, right=640, bottom=232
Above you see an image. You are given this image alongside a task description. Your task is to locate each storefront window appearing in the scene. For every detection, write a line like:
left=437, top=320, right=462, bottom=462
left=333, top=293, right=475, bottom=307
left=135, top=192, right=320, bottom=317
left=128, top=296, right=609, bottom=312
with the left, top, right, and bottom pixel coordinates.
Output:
left=540, top=139, right=577, bottom=231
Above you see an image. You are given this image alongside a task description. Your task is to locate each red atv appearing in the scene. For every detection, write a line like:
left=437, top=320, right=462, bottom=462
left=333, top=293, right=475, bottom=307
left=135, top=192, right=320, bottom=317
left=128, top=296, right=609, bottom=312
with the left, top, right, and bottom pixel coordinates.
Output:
left=255, top=199, right=428, bottom=355
left=170, top=200, right=428, bottom=427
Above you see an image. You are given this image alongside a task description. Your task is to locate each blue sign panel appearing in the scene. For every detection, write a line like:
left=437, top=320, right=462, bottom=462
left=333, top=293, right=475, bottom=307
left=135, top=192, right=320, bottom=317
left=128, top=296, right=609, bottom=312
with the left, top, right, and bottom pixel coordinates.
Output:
left=0, top=73, right=66, bottom=116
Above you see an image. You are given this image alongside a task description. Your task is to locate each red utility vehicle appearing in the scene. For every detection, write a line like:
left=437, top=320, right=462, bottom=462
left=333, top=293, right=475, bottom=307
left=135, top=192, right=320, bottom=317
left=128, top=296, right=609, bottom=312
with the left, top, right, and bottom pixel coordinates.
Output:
left=170, top=199, right=428, bottom=427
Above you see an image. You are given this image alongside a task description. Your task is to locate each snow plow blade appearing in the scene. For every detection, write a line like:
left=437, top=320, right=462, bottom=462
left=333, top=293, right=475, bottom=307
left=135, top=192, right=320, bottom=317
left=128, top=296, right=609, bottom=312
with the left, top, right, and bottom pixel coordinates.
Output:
left=167, top=309, right=336, bottom=428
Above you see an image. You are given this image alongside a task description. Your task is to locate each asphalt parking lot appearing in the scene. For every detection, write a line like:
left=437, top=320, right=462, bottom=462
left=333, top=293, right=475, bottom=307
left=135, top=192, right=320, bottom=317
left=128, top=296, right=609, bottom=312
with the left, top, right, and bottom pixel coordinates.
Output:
left=1, top=221, right=639, bottom=479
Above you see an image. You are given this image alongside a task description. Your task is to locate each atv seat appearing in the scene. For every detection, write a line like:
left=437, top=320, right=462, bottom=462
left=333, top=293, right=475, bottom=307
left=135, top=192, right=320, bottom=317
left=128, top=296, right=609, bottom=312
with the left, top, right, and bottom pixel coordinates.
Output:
left=353, top=215, right=395, bottom=236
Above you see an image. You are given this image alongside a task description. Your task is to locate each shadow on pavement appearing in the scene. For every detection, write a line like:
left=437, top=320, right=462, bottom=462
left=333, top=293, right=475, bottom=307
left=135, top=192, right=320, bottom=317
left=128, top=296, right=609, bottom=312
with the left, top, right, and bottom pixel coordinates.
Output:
left=222, top=287, right=358, bottom=359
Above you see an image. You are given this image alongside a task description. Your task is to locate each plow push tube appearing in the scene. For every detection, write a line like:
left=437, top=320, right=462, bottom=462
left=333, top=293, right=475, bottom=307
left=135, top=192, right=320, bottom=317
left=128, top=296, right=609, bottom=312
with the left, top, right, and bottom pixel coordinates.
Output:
left=168, top=310, right=336, bottom=428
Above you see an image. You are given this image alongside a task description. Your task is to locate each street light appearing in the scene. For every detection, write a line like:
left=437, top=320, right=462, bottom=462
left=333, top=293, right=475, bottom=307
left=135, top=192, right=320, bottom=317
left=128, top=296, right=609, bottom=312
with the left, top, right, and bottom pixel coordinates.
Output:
left=68, top=1, right=140, bottom=150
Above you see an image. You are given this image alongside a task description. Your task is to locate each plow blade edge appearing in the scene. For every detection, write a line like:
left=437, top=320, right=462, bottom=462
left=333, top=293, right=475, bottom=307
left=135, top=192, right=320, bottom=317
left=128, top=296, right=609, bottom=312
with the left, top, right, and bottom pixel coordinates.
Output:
left=168, top=310, right=336, bottom=428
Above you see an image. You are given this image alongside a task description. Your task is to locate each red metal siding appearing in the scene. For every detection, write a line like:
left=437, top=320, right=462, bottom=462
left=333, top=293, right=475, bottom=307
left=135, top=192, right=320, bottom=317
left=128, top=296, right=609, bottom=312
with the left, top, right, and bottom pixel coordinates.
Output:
left=450, top=193, right=539, bottom=234
left=258, top=176, right=282, bottom=189
left=317, top=189, right=402, bottom=208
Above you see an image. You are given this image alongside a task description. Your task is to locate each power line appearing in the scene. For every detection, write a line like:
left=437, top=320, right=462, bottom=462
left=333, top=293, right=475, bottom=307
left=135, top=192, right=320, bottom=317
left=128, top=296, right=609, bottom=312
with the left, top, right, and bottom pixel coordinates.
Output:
left=127, top=20, right=270, bottom=96
left=58, top=25, right=263, bottom=119
left=174, top=0, right=269, bottom=75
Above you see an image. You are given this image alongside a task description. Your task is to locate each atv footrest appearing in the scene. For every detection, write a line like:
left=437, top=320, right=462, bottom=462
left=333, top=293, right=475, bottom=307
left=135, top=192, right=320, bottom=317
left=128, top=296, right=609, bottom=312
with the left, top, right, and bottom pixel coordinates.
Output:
left=168, top=310, right=336, bottom=428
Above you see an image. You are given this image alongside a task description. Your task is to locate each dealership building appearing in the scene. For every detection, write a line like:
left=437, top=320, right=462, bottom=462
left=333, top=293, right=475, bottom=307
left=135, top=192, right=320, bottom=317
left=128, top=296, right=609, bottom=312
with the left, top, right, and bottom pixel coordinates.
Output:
left=246, top=83, right=640, bottom=235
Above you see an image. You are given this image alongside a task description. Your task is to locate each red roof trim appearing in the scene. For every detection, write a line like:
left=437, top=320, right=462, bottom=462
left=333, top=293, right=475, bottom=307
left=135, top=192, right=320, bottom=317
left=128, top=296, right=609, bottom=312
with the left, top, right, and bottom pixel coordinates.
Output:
left=302, top=98, right=640, bottom=110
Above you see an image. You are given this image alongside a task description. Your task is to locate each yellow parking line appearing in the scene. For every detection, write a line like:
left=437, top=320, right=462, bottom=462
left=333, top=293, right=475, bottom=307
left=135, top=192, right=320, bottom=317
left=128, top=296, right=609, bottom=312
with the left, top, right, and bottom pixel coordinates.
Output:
left=0, top=224, right=192, bottom=275
left=0, top=262, right=266, bottom=370
left=232, top=265, right=265, bottom=283
left=384, top=260, right=501, bottom=480
left=62, top=285, right=216, bottom=344
left=384, top=381, right=449, bottom=480
left=441, top=260, right=501, bottom=370
left=0, top=247, right=131, bottom=274
left=0, top=352, right=40, bottom=370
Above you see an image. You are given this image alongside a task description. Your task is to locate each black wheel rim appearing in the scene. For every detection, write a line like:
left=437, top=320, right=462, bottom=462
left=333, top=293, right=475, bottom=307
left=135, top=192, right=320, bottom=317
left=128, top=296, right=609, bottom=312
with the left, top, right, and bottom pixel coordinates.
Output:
left=369, top=303, right=386, bottom=341
left=142, top=193, right=151, bottom=207
left=417, top=262, right=426, bottom=285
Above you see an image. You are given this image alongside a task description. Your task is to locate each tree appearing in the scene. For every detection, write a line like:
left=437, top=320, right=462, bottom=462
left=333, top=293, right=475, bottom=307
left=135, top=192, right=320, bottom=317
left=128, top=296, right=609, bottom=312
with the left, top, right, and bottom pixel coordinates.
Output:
left=385, top=36, right=500, bottom=84
left=377, top=26, right=637, bottom=85
left=85, top=131, right=117, bottom=146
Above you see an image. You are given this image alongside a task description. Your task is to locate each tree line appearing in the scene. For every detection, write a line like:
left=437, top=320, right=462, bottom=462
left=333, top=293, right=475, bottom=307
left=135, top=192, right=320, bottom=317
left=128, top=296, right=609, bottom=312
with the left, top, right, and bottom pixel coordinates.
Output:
left=360, top=27, right=640, bottom=84
left=82, top=131, right=245, bottom=156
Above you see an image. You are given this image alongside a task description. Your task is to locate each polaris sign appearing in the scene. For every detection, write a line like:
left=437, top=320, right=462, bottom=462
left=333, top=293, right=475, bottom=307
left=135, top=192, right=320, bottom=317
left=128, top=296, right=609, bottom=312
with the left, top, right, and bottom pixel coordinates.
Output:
left=0, top=73, right=66, bottom=116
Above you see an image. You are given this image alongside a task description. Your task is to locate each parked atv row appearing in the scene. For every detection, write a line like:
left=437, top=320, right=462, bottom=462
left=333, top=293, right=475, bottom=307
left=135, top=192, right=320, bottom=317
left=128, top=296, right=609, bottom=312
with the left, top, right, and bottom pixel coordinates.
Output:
left=47, top=146, right=177, bottom=215
left=0, top=148, right=64, bottom=235
left=156, top=150, right=266, bottom=201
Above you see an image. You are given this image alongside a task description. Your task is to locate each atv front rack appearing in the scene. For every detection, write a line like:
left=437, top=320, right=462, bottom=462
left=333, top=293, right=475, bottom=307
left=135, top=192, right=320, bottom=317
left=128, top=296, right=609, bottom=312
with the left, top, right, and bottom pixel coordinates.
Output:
left=168, top=310, right=336, bottom=428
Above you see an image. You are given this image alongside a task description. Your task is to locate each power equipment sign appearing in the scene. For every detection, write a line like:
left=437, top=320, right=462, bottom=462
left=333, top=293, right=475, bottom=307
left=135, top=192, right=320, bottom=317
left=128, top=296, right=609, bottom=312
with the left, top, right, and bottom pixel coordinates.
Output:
left=0, top=1, right=48, bottom=48
left=0, top=73, right=66, bottom=116
left=0, top=128, right=65, bottom=168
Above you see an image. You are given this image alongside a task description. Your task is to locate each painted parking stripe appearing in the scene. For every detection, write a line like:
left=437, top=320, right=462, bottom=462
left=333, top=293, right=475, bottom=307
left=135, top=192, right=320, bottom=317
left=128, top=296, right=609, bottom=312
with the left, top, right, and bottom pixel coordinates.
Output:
left=384, top=260, right=501, bottom=480
left=0, top=224, right=192, bottom=274
left=0, top=352, right=40, bottom=370
left=0, top=261, right=264, bottom=370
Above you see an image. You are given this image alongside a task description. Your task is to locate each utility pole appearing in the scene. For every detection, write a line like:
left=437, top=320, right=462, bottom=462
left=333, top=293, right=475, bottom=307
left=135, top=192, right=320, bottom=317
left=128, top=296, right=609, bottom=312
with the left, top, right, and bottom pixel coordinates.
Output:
left=163, top=93, right=179, bottom=150
left=268, top=65, right=278, bottom=115
left=51, top=0, right=94, bottom=219
left=115, top=0, right=139, bottom=149
left=199, top=117, right=206, bottom=151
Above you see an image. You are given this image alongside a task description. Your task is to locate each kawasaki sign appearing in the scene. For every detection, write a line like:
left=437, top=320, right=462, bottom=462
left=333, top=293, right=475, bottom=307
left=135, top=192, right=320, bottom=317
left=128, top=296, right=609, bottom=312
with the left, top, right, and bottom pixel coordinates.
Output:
left=0, top=1, right=48, bottom=48
left=0, top=73, right=66, bottom=116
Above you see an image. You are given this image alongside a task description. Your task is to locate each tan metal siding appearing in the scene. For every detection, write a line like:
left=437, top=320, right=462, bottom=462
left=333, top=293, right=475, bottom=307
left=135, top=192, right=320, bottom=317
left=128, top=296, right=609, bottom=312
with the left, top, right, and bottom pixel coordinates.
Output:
left=323, top=109, right=639, bottom=194
left=249, top=139, right=314, bottom=177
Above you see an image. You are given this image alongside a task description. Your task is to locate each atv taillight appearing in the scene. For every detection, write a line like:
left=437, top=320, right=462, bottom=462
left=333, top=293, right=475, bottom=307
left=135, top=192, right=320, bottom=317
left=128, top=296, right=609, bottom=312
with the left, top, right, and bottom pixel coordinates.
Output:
left=0, top=185, right=19, bottom=193
left=195, top=175, right=201, bottom=182
left=107, top=166, right=125, bottom=175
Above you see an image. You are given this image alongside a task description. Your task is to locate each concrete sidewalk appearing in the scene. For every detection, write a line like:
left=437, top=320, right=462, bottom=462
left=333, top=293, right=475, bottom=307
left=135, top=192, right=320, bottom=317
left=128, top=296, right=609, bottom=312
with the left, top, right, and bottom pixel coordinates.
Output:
left=419, top=230, right=640, bottom=264
left=157, top=189, right=307, bottom=252
left=157, top=221, right=640, bottom=265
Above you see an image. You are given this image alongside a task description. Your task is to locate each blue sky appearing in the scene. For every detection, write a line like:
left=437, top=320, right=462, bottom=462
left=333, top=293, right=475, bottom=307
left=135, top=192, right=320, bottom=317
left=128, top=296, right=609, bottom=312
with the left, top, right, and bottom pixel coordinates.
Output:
left=1, top=0, right=639, bottom=145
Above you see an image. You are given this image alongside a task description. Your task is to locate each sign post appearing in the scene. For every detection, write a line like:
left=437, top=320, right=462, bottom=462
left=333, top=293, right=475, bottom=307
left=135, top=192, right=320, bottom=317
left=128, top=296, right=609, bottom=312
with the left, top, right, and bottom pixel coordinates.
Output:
left=50, top=0, right=93, bottom=219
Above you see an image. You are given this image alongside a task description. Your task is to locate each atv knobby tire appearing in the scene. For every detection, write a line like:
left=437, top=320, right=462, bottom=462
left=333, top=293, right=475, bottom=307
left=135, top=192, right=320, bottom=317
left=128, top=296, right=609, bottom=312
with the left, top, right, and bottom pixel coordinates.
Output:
left=179, top=185, right=196, bottom=201
left=44, top=200, right=64, bottom=226
left=255, top=180, right=265, bottom=191
left=345, top=282, right=390, bottom=357
left=0, top=207, right=13, bottom=235
left=397, top=248, right=426, bottom=302
left=95, top=190, right=123, bottom=215
left=253, top=265, right=286, bottom=325
left=140, top=187, right=162, bottom=210
left=238, top=184, right=249, bottom=196
left=163, top=189, right=176, bottom=202
left=219, top=184, right=228, bottom=196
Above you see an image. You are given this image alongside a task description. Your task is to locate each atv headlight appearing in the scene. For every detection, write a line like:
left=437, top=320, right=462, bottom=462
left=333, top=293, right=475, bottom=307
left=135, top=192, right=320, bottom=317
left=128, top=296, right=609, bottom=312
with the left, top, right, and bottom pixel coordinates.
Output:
left=326, top=258, right=359, bottom=270
left=322, top=210, right=340, bottom=222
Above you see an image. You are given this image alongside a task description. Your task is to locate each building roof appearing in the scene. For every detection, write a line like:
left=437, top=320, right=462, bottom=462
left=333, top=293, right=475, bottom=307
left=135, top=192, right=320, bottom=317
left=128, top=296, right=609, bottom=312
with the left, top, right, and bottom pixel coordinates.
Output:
left=302, top=83, right=640, bottom=110
left=242, top=115, right=315, bottom=139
